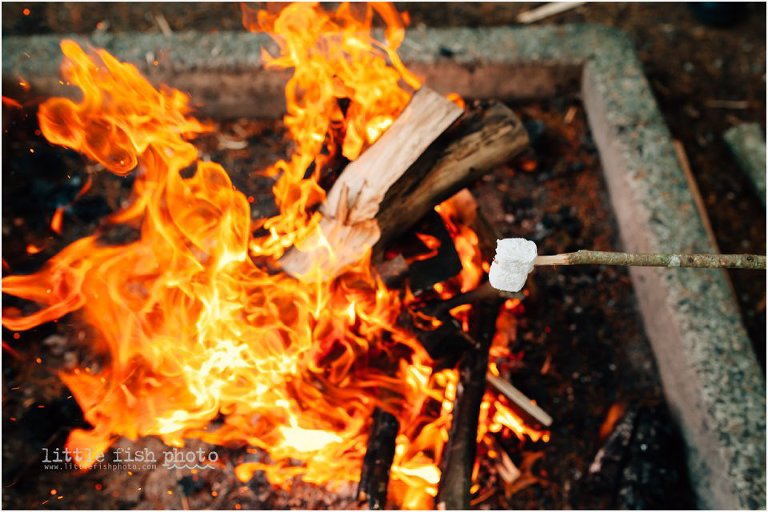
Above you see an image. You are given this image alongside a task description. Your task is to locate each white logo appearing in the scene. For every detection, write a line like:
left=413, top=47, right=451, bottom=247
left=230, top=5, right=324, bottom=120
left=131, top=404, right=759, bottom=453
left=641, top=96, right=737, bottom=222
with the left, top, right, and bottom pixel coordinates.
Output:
left=41, top=446, right=219, bottom=472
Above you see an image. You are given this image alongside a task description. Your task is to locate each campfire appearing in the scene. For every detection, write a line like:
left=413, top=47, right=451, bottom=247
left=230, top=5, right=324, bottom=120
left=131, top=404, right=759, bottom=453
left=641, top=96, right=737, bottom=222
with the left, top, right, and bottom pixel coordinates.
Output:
left=2, top=3, right=557, bottom=509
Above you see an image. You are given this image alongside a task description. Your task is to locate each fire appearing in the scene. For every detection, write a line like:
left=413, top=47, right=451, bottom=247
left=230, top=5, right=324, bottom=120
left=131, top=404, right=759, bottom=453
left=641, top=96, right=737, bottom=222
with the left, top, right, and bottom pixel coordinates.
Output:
left=242, top=2, right=420, bottom=259
left=2, top=2, right=546, bottom=508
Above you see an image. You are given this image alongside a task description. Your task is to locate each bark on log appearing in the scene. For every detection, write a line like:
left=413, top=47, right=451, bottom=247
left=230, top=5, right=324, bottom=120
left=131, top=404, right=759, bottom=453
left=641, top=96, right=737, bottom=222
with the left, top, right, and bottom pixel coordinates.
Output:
left=436, top=299, right=501, bottom=510
left=374, top=100, right=528, bottom=253
left=280, top=87, right=462, bottom=278
left=279, top=93, right=528, bottom=279
left=357, top=408, right=399, bottom=510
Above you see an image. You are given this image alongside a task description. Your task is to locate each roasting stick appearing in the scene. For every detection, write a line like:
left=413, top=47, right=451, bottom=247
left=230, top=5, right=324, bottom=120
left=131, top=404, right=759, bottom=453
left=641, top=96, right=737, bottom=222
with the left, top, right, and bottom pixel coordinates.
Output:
left=489, top=238, right=766, bottom=293
left=534, top=251, right=766, bottom=270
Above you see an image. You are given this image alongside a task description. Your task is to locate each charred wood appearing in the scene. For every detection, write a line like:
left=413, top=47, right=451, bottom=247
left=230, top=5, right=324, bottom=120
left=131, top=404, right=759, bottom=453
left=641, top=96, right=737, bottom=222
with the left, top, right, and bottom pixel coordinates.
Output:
left=394, top=210, right=463, bottom=294
left=357, top=408, right=400, bottom=510
left=435, top=299, right=501, bottom=510
left=436, top=202, right=504, bottom=509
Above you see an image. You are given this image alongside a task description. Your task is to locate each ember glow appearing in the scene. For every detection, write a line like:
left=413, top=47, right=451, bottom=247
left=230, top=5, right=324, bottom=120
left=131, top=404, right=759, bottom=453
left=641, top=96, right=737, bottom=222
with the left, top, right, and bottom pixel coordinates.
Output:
left=3, top=2, right=546, bottom=507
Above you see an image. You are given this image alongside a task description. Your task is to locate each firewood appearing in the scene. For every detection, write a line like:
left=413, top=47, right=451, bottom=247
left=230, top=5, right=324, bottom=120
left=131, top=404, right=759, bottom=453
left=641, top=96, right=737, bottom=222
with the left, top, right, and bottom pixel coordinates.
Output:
left=486, top=374, right=553, bottom=428
left=280, top=93, right=528, bottom=279
left=395, top=210, right=463, bottom=294
left=280, top=87, right=462, bottom=277
left=357, top=408, right=399, bottom=510
left=425, top=281, right=523, bottom=318
left=436, top=298, right=501, bottom=510
left=374, top=101, right=528, bottom=252
left=436, top=202, right=504, bottom=510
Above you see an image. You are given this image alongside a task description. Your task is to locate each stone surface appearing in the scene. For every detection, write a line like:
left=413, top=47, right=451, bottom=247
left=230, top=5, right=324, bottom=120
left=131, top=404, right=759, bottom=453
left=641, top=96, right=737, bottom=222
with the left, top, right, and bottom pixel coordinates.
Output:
left=3, top=24, right=764, bottom=509
left=724, top=123, right=766, bottom=207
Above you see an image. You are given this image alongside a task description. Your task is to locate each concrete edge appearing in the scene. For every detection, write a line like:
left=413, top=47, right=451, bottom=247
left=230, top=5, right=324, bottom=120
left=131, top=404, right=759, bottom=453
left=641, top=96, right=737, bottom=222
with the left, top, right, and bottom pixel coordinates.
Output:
left=579, top=28, right=766, bottom=510
left=3, top=24, right=765, bottom=508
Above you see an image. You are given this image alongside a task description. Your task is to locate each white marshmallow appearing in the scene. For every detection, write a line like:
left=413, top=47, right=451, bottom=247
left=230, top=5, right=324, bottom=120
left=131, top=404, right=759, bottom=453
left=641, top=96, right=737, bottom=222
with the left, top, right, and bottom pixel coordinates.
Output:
left=488, top=238, right=538, bottom=292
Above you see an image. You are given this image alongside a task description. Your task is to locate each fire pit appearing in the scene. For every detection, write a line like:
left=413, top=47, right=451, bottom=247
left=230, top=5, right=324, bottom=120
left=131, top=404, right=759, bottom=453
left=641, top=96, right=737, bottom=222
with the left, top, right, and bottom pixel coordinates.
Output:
left=3, top=5, right=764, bottom=510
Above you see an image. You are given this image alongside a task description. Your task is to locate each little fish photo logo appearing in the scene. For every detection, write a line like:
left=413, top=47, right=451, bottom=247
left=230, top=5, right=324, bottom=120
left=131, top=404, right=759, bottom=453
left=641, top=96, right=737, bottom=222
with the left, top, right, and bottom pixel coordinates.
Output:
left=162, top=447, right=219, bottom=470
left=41, top=446, right=219, bottom=472
left=41, top=447, right=158, bottom=472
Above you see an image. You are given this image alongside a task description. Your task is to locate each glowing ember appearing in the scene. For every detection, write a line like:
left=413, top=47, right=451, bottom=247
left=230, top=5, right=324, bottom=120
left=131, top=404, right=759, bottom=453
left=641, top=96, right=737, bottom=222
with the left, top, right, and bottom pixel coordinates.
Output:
left=2, top=2, right=546, bottom=508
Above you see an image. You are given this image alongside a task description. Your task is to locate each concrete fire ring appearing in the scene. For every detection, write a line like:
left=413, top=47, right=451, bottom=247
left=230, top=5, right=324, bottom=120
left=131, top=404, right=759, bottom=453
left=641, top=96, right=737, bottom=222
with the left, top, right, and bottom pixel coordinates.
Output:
left=3, top=24, right=765, bottom=509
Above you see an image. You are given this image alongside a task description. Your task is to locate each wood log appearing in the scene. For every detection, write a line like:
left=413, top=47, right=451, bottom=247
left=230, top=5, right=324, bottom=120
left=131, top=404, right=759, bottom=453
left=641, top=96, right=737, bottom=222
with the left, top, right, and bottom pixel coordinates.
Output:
left=397, top=210, right=463, bottom=294
left=357, top=408, right=399, bottom=510
left=374, top=101, right=528, bottom=253
left=436, top=297, right=501, bottom=510
left=280, top=87, right=462, bottom=277
left=435, top=201, right=503, bottom=510
left=279, top=93, right=528, bottom=279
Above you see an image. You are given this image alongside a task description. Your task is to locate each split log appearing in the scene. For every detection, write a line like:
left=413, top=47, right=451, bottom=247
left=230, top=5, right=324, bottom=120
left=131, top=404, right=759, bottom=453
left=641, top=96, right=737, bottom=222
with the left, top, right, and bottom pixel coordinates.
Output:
left=357, top=408, right=399, bottom=510
left=280, top=90, right=528, bottom=278
left=374, top=101, right=527, bottom=253
left=280, top=87, right=462, bottom=277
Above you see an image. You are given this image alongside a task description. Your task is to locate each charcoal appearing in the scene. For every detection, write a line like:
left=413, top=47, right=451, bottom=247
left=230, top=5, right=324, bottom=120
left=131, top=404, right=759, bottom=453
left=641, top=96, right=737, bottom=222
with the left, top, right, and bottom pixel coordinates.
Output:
left=581, top=403, right=693, bottom=509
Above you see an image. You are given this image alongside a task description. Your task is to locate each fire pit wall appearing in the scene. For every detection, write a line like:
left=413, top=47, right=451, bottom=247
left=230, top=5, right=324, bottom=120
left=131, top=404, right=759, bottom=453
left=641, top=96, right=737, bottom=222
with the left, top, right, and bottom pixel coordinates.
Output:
left=3, top=25, right=765, bottom=509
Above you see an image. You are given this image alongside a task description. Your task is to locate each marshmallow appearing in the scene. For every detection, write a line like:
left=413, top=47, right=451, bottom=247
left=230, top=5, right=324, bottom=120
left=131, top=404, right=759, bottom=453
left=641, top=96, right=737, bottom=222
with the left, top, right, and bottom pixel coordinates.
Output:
left=488, top=238, right=538, bottom=292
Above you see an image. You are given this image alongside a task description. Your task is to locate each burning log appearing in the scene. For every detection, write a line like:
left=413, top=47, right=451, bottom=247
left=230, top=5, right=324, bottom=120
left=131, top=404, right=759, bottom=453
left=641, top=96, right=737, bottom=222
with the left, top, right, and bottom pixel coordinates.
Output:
left=280, top=87, right=462, bottom=277
left=395, top=210, right=463, bottom=294
left=436, top=298, right=502, bottom=510
left=280, top=88, right=528, bottom=278
left=435, top=203, right=504, bottom=510
left=357, top=408, right=400, bottom=510
left=373, top=100, right=528, bottom=252
left=425, top=281, right=523, bottom=318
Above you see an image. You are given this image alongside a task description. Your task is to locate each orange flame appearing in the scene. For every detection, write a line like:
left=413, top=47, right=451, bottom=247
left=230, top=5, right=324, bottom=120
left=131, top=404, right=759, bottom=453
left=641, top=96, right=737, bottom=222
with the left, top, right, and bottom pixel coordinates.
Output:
left=2, top=3, right=546, bottom=508
left=243, top=2, right=420, bottom=259
left=2, top=96, right=23, bottom=109
left=50, top=207, right=64, bottom=234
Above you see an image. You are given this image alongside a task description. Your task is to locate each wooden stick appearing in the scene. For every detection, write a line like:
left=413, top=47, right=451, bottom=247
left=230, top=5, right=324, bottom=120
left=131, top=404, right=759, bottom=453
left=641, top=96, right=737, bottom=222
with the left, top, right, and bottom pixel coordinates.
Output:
left=533, top=250, right=766, bottom=270
left=517, top=2, right=585, bottom=24
left=486, top=374, right=553, bottom=428
left=673, top=140, right=721, bottom=251
left=436, top=300, right=501, bottom=510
